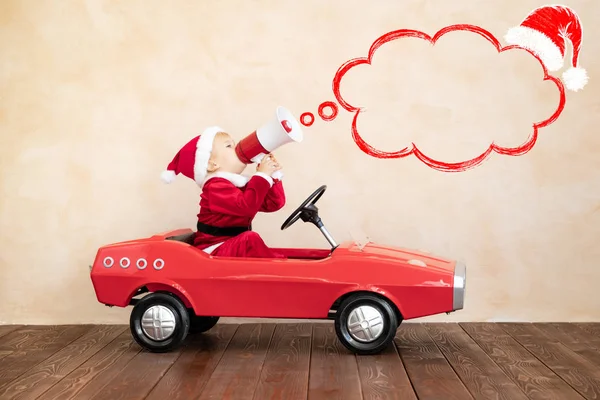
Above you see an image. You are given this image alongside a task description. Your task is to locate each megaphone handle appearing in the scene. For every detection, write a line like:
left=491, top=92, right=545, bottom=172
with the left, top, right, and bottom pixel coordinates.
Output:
left=252, top=153, right=266, bottom=163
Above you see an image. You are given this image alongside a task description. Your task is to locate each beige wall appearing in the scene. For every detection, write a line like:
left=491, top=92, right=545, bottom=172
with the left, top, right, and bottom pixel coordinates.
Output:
left=1, top=0, right=599, bottom=324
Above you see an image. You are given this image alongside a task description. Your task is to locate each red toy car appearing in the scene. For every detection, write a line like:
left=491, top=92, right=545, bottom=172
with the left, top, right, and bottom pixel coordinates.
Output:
left=90, top=185, right=466, bottom=355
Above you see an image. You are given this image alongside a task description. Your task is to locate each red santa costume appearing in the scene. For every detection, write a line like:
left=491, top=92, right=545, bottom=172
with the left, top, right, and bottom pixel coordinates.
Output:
left=161, top=126, right=286, bottom=258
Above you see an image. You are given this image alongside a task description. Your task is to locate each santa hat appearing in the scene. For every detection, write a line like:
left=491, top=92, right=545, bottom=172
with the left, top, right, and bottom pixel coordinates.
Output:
left=504, top=5, right=588, bottom=91
left=160, top=126, right=224, bottom=186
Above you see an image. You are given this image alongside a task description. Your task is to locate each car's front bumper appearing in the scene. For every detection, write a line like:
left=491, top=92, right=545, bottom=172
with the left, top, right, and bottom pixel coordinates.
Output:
left=453, top=261, right=466, bottom=311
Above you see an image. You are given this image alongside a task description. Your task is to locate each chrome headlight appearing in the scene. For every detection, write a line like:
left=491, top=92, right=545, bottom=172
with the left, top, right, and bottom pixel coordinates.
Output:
left=453, top=261, right=466, bottom=310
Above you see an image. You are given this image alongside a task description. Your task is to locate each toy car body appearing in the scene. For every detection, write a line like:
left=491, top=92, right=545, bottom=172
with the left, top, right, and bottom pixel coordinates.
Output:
left=89, top=186, right=466, bottom=354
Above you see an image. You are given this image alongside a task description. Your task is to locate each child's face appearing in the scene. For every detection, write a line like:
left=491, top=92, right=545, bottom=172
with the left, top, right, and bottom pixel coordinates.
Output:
left=207, top=132, right=246, bottom=174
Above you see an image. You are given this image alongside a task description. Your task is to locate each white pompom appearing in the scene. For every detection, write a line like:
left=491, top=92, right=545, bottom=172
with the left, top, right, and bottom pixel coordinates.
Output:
left=562, top=67, right=589, bottom=92
left=161, top=170, right=176, bottom=183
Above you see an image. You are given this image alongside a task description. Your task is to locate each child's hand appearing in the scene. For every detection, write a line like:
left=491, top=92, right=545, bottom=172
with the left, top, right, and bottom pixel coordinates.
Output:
left=257, top=154, right=281, bottom=176
left=268, top=153, right=282, bottom=169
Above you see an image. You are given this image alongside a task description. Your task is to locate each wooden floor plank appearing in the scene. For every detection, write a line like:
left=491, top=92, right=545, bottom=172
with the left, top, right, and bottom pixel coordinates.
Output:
left=533, top=323, right=600, bottom=366
left=540, top=324, right=600, bottom=344
left=307, top=323, right=362, bottom=400
left=145, top=324, right=239, bottom=400
left=37, top=330, right=141, bottom=400
left=424, top=323, right=529, bottom=400
left=0, top=325, right=91, bottom=388
left=356, top=341, right=416, bottom=400
left=575, top=324, right=600, bottom=338
left=395, top=323, right=473, bottom=400
left=500, top=323, right=600, bottom=400
left=0, top=351, right=12, bottom=362
left=0, top=325, right=125, bottom=400
left=88, top=347, right=183, bottom=400
left=198, top=323, right=276, bottom=400
left=2, top=322, right=599, bottom=400
left=0, top=326, right=68, bottom=352
left=252, top=323, right=312, bottom=400
left=461, top=323, right=584, bottom=400
left=0, top=326, right=23, bottom=340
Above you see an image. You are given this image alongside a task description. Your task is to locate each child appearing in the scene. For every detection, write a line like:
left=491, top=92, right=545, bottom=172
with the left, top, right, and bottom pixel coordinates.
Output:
left=161, top=126, right=286, bottom=258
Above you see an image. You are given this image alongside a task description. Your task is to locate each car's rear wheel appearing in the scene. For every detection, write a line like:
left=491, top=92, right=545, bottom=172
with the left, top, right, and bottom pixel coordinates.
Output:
left=334, top=293, right=399, bottom=355
left=187, top=309, right=220, bottom=333
left=130, top=292, right=190, bottom=352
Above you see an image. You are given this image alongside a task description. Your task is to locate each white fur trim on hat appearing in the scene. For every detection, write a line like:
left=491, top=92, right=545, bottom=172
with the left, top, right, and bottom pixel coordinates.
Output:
left=194, top=126, right=224, bottom=185
left=504, top=26, right=564, bottom=71
left=562, top=67, right=588, bottom=91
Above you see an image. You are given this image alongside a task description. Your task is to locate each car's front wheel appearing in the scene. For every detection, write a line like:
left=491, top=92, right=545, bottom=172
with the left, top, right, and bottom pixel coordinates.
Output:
left=334, top=293, right=399, bottom=355
left=129, top=292, right=190, bottom=352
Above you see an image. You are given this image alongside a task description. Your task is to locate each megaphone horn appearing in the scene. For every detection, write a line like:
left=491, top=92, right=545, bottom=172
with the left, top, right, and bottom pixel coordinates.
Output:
left=235, top=106, right=304, bottom=164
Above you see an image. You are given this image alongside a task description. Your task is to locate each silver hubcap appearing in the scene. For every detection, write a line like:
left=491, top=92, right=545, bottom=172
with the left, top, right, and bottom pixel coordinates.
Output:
left=347, top=305, right=385, bottom=342
left=141, top=305, right=176, bottom=341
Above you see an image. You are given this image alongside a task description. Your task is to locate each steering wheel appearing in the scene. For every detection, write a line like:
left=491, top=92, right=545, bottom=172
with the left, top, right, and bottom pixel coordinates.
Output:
left=281, top=185, right=327, bottom=230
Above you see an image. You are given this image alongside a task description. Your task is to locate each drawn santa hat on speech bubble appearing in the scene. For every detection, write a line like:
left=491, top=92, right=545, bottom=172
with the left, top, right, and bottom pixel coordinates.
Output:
left=504, top=4, right=588, bottom=91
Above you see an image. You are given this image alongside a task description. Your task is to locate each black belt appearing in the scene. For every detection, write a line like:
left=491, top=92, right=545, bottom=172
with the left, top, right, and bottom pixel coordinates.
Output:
left=196, top=221, right=251, bottom=237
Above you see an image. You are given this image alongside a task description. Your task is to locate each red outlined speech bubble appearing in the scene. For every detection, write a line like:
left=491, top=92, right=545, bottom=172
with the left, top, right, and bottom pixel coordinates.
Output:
left=301, top=25, right=566, bottom=172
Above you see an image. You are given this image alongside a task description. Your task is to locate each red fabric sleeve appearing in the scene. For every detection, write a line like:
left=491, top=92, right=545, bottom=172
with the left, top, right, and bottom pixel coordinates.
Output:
left=207, top=176, right=272, bottom=217
left=260, top=180, right=286, bottom=212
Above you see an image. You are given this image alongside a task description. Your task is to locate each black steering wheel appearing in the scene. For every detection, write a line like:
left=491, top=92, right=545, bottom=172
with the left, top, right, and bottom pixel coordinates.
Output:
left=281, top=185, right=327, bottom=230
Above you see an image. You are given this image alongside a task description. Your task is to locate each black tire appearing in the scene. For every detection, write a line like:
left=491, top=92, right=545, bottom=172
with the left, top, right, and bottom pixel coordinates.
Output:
left=188, top=309, right=220, bottom=333
left=334, top=293, right=400, bottom=355
left=129, top=292, right=190, bottom=352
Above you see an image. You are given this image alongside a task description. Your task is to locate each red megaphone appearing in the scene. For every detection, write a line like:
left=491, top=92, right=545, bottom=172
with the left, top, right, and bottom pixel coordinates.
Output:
left=235, top=106, right=303, bottom=165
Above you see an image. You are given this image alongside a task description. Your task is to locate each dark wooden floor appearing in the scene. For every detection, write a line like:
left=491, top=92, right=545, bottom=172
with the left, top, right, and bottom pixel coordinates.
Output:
left=0, top=323, right=599, bottom=399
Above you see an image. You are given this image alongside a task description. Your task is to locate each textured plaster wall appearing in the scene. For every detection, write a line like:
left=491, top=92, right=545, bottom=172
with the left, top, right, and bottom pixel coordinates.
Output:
left=1, top=0, right=599, bottom=324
